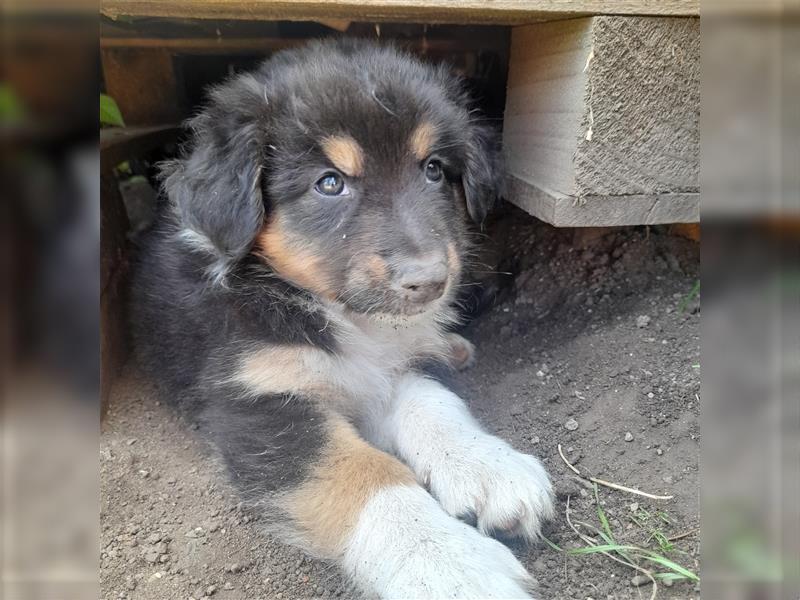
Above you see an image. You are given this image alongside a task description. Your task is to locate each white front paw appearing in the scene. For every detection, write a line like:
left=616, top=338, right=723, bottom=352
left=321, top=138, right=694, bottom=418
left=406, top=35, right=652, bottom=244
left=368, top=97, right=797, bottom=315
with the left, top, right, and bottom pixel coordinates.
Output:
left=345, top=486, right=534, bottom=599
left=426, top=435, right=555, bottom=541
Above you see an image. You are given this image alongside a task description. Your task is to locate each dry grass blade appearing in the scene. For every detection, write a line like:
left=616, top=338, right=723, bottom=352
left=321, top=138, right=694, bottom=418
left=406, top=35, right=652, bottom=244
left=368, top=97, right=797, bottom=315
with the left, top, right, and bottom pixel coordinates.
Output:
left=558, top=444, right=674, bottom=501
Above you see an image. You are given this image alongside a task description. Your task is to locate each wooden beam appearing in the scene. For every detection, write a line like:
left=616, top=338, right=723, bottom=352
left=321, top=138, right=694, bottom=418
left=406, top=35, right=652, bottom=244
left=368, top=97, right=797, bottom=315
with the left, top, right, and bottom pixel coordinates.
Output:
left=101, top=47, right=182, bottom=126
left=503, top=16, right=700, bottom=226
left=101, top=0, right=698, bottom=25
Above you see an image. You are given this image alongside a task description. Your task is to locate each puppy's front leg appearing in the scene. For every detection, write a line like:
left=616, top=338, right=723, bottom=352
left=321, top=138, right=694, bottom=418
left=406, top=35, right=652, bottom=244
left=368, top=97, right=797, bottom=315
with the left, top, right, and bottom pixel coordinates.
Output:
left=206, top=398, right=533, bottom=599
left=385, top=374, right=555, bottom=540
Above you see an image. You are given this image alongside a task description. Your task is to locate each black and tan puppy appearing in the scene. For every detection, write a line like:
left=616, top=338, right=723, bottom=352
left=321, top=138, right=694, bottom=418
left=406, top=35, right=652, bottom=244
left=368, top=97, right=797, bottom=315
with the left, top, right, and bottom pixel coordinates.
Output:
left=131, top=39, right=554, bottom=598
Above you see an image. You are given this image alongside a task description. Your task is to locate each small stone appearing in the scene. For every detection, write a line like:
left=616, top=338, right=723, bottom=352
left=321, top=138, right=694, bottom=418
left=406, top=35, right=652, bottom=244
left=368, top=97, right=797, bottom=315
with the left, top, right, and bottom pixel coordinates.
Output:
left=656, top=448, right=663, bottom=455
left=624, top=432, right=634, bottom=442
left=185, top=527, right=206, bottom=538
left=555, top=479, right=581, bottom=499
left=564, top=418, right=579, bottom=431
left=223, top=582, right=234, bottom=590
left=530, top=436, right=540, bottom=444
left=146, top=533, right=162, bottom=544
left=206, top=584, right=217, bottom=596
left=536, top=370, right=545, bottom=378
left=636, top=315, right=651, bottom=328
left=631, top=575, right=651, bottom=587
left=629, top=502, right=639, bottom=513
left=663, top=578, right=674, bottom=587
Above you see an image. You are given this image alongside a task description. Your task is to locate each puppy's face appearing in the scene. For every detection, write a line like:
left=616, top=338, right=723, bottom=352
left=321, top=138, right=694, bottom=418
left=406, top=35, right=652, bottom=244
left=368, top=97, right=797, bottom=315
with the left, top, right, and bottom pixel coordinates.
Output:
left=167, top=41, right=503, bottom=318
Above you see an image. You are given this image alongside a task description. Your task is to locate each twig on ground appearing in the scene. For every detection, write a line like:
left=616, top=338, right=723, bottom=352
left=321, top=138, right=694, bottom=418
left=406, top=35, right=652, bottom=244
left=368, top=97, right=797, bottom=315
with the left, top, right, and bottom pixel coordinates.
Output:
left=667, top=528, right=699, bottom=542
left=558, top=444, right=674, bottom=501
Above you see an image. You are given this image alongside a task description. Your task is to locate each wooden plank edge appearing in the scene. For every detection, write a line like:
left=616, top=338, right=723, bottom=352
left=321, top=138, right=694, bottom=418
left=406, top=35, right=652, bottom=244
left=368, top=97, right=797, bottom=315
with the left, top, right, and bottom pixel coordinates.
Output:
left=506, top=175, right=700, bottom=227
left=100, top=0, right=699, bottom=25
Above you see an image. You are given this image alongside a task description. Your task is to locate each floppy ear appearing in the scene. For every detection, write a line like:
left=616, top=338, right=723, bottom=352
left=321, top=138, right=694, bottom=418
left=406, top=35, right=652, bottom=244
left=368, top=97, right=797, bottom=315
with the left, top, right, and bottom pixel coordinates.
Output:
left=462, top=123, right=505, bottom=225
left=162, top=75, right=269, bottom=275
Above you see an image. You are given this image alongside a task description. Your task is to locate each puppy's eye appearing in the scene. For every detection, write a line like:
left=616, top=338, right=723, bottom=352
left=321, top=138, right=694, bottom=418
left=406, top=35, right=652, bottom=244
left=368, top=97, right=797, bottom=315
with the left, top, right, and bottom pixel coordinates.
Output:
left=315, top=173, right=347, bottom=196
left=425, top=160, right=443, bottom=183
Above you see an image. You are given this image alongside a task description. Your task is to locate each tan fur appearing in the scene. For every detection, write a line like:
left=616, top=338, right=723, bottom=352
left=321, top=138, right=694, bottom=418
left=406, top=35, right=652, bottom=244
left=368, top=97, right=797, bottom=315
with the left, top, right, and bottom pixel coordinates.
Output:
left=446, top=242, right=461, bottom=278
left=234, top=345, right=335, bottom=398
left=321, top=135, right=364, bottom=177
left=285, top=418, right=416, bottom=558
left=364, top=254, right=388, bottom=282
left=256, top=218, right=336, bottom=300
left=410, top=122, right=436, bottom=161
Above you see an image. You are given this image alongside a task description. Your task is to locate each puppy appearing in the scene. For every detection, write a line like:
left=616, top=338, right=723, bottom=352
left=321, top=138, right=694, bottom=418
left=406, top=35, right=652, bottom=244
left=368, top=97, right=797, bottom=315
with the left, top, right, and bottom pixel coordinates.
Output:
left=131, top=39, right=554, bottom=599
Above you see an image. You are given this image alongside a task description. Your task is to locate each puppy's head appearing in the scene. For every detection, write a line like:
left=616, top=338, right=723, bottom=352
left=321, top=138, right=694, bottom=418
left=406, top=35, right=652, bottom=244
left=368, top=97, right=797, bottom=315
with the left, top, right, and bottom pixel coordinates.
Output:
left=165, top=40, right=503, bottom=317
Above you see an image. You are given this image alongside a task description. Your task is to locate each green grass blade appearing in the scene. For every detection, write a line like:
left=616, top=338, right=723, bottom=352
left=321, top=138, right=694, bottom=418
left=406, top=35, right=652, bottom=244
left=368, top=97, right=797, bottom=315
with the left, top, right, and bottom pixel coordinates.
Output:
left=541, top=536, right=564, bottom=553
left=638, top=553, right=699, bottom=581
left=566, top=544, right=638, bottom=555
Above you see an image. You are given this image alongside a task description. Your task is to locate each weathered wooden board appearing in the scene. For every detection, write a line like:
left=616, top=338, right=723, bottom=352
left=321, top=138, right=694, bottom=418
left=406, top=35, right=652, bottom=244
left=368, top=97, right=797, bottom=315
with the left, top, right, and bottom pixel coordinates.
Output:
left=503, top=16, right=700, bottom=226
left=101, top=48, right=182, bottom=126
left=101, top=0, right=698, bottom=25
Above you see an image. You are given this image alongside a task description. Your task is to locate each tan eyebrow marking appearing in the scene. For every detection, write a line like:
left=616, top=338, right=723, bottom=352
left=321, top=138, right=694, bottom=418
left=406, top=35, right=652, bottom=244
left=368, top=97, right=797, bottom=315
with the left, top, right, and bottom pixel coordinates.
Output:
left=321, top=135, right=364, bottom=177
left=410, top=122, right=436, bottom=161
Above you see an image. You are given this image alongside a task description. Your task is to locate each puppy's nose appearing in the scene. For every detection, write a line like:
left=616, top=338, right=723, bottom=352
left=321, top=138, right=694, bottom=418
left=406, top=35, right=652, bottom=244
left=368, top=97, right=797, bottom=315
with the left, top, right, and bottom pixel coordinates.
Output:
left=397, top=253, right=448, bottom=304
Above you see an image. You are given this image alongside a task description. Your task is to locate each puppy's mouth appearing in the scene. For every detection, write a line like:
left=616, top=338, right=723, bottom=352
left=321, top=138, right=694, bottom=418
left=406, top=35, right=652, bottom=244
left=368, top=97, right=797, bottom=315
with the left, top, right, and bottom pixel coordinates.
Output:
left=341, top=244, right=461, bottom=318
left=340, top=272, right=455, bottom=318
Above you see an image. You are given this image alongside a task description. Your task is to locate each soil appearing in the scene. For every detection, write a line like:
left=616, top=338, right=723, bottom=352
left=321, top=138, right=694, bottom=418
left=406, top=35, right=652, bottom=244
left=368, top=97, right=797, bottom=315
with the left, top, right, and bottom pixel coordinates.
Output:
left=101, top=204, right=700, bottom=600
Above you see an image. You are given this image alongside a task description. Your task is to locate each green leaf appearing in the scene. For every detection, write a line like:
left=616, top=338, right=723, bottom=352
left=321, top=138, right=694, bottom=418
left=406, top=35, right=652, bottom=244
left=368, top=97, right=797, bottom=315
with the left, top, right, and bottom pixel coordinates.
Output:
left=100, top=93, right=125, bottom=127
left=0, top=84, right=26, bottom=123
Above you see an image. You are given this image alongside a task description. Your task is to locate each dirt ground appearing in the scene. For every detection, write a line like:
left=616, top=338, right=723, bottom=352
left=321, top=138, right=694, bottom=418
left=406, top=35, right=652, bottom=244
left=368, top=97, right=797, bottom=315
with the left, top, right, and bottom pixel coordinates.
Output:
left=101, top=205, right=700, bottom=600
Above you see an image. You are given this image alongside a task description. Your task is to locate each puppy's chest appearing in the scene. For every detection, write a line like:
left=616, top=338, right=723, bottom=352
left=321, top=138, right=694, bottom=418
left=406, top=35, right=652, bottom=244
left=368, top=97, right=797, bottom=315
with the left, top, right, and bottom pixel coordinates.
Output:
left=332, top=322, right=444, bottom=404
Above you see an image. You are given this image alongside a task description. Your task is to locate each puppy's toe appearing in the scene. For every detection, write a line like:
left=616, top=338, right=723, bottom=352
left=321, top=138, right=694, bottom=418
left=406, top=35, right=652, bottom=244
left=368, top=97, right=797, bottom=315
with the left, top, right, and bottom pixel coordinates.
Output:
left=446, top=333, right=476, bottom=371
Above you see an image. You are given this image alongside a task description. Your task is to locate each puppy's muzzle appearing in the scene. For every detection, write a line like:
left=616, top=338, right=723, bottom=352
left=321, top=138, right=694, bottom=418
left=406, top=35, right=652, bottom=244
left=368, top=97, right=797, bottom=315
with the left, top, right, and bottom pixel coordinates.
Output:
left=394, top=253, right=448, bottom=306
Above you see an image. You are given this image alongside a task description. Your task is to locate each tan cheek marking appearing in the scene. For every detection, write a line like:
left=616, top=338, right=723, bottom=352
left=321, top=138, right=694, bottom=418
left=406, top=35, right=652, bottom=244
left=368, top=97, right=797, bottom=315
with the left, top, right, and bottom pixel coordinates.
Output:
left=256, top=219, right=336, bottom=300
left=321, top=135, right=364, bottom=177
left=364, top=254, right=388, bottom=283
left=284, top=419, right=416, bottom=558
left=410, top=122, right=436, bottom=161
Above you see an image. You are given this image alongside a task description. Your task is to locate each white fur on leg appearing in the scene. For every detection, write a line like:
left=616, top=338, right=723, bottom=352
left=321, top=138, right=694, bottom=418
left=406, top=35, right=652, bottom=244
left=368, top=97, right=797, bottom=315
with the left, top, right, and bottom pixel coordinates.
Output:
left=387, top=374, right=555, bottom=540
left=343, top=484, right=534, bottom=599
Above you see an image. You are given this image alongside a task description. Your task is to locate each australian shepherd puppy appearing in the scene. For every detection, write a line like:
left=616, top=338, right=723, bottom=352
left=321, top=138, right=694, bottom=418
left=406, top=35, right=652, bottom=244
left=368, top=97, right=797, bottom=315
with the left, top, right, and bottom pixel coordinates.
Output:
left=131, top=39, right=554, bottom=599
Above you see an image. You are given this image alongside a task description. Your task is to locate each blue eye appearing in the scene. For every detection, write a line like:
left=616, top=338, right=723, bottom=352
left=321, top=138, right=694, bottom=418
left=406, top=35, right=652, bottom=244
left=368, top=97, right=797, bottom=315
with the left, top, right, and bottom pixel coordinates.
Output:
left=425, top=160, right=443, bottom=183
left=315, top=173, right=346, bottom=196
